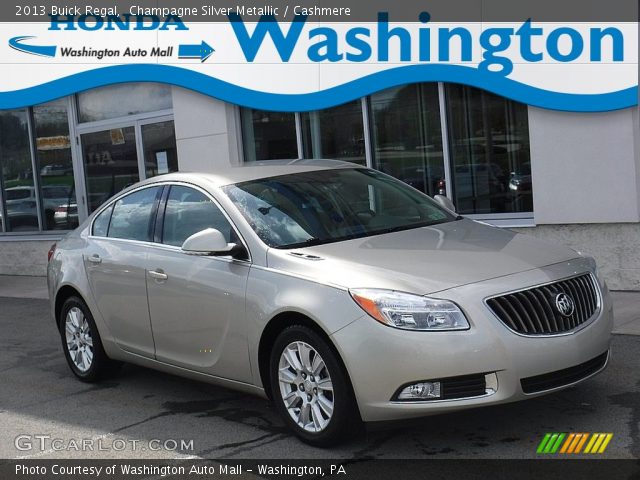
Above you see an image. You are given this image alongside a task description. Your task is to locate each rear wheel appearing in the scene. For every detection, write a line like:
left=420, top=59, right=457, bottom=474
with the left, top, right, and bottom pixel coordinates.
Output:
left=270, top=325, right=361, bottom=446
left=59, top=296, right=120, bottom=382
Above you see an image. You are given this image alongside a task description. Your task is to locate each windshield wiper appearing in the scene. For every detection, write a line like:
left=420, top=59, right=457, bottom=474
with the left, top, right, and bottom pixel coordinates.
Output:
left=375, top=217, right=458, bottom=235
left=277, top=237, right=326, bottom=249
left=302, top=237, right=325, bottom=246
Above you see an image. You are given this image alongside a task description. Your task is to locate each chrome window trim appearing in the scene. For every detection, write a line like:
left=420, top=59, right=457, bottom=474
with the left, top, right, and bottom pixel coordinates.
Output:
left=483, top=271, right=602, bottom=338
left=89, top=183, right=162, bottom=237
left=88, top=180, right=252, bottom=264
left=87, top=235, right=250, bottom=266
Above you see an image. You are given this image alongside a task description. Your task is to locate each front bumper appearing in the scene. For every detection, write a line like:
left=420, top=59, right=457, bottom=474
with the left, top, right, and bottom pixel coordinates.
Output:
left=331, top=258, right=613, bottom=422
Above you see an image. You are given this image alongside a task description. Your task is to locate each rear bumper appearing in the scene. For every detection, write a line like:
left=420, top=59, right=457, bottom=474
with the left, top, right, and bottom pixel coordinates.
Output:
left=331, top=258, right=613, bottom=422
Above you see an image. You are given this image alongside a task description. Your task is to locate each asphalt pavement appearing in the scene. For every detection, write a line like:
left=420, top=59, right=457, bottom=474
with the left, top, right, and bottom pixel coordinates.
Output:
left=0, top=295, right=639, bottom=460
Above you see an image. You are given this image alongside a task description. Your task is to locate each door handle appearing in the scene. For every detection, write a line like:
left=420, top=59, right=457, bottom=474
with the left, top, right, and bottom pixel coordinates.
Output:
left=87, top=254, right=102, bottom=264
left=148, top=269, right=168, bottom=281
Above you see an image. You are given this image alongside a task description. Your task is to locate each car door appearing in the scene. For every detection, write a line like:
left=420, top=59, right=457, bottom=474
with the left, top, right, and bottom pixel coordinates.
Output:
left=84, top=186, right=162, bottom=358
left=145, top=184, right=252, bottom=382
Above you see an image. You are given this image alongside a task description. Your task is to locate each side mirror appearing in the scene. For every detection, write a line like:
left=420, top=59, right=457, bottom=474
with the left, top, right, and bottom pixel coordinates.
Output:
left=433, top=195, right=457, bottom=213
left=181, top=228, right=242, bottom=257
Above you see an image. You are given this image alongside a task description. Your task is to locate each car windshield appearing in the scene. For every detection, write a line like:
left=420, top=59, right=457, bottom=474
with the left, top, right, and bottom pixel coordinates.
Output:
left=223, top=167, right=457, bottom=249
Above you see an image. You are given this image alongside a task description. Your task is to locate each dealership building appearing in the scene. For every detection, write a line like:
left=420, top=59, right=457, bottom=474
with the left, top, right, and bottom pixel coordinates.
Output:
left=0, top=82, right=638, bottom=289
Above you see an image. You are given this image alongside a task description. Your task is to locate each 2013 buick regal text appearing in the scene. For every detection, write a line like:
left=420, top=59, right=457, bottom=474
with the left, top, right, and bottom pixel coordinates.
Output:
left=47, top=160, right=612, bottom=446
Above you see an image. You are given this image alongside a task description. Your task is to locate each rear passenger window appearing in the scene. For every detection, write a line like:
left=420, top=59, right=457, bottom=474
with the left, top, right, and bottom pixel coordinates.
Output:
left=162, top=186, right=233, bottom=247
left=92, top=205, right=112, bottom=237
left=108, top=187, right=161, bottom=242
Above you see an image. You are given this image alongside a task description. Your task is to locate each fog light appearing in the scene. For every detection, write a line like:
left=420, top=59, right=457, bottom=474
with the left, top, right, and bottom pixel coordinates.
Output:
left=397, top=381, right=441, bottom=400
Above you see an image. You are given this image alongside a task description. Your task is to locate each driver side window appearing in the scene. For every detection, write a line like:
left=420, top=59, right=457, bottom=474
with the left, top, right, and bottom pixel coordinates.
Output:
left=161, top=186, right=233, bottom=247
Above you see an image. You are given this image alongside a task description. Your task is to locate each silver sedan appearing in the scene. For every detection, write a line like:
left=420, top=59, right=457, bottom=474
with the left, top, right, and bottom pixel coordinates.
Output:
left=47, top=160, right=612, bottom=446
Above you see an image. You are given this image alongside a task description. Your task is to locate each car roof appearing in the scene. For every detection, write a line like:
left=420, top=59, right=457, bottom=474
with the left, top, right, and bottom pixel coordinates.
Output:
left=137, top=159, right=363, bottom=189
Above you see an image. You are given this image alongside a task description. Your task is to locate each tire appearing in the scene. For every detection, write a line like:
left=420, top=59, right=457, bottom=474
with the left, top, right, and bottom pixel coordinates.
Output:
left=269, top=325, right=361, bottom=446
left=58, top=296, right=121, bottom=382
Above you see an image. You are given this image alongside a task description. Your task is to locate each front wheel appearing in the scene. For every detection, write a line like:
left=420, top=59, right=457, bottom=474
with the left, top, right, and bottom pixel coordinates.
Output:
left=270, top=325, right=361, bottom=446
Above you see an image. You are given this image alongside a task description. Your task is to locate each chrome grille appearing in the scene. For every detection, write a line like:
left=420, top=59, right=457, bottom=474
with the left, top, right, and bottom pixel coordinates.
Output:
left=486, top=273, right=599, bottom=335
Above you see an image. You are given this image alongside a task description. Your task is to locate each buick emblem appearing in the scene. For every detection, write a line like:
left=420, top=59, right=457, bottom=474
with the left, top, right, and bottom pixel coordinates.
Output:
left=555, top=293, right=575, bottom=317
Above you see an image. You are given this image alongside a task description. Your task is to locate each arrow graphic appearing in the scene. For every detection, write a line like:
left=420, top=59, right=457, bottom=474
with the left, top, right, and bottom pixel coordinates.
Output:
left=9, top=36, right=57, bottom=57
left=178, top=41, right=214, bottom=62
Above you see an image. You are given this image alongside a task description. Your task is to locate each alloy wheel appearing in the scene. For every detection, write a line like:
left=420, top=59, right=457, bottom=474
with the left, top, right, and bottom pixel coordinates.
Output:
left=277, top=341, right=335, bottom=433
left=64, top=307, right=94, bottom=372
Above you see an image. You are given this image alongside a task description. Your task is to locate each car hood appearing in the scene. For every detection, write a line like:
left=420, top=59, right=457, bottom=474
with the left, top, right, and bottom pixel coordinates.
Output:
left=266, top=219, right=580, bottom=294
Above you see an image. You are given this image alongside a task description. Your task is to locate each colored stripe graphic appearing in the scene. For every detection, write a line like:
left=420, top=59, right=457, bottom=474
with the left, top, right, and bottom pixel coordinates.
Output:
left=550, top=433, right=566, bottom=453
left=559, top=433, right=575, bottom=453
left=537, top=433, right=552, bottom=453
left=574, top=433, right=589, bottom=453
left=585, top=433, right=613, bottom=453
left=568, top=433, right=583, bottom=453
left=537, top=433, right=565, bottom=454
left=538, top=433, right=613, bottom=454
left=568, top=433, right=581, bottom=453
left=584, top=434, right=599, bottom=453
left=598, top=434, right=614, bottom=453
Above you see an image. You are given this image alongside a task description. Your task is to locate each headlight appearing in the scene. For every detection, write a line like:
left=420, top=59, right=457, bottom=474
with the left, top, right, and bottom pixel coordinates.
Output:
left=349, top=289, right=470, bottom=331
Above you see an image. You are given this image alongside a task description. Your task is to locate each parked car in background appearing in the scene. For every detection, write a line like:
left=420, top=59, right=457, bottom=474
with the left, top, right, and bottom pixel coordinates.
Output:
left=41, top=164, right=71, bottom=177
left=48, top=160, right=612, bottom=446
left=54, top=203, right=79, bottom=229
left=1, top=185, right=74, bottom=230
left=509, top=161, right=533, bottom=194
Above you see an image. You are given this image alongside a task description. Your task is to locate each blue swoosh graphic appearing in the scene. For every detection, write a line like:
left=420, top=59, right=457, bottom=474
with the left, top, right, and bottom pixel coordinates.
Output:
left=0, top=64, right=636, bottom=112
left=9, top=36, right=57, bottom=57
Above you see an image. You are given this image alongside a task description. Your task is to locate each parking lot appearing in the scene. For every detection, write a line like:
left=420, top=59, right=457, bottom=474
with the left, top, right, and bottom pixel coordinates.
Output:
left=1, top=287, right=639, bottom=460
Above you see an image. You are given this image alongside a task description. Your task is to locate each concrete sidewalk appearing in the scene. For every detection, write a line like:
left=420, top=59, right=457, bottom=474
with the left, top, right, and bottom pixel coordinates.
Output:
left=0, top=275, right=49, bottom=300
left=0, top=274, right=638, bottom=335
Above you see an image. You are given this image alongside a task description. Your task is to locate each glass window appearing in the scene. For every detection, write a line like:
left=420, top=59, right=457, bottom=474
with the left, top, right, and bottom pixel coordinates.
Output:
left=223, top=168, right=455, bottom=249
left=81, top=127, right=139, bottom=214
left=77, top=83, right=172, bottom=123
left=6, top=189, right=30, bottom=200
left=92, top=205, right=112, bottom=237
left=446, top=85, right=532, bottom=215
left=108, top=186, right=161, bottom=241
left=162, top=186, right=233, bottom=247
left=241, top=109, right=298, bottom=161
left=142, top=121, right=178, bottom=178
left=33, top=99, right=78, bottom=230
left=0, top=109, right=38, bottom=232
left=301, top=101, right=366, bottom=165
left=371, top=84, right=444, bottom=196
